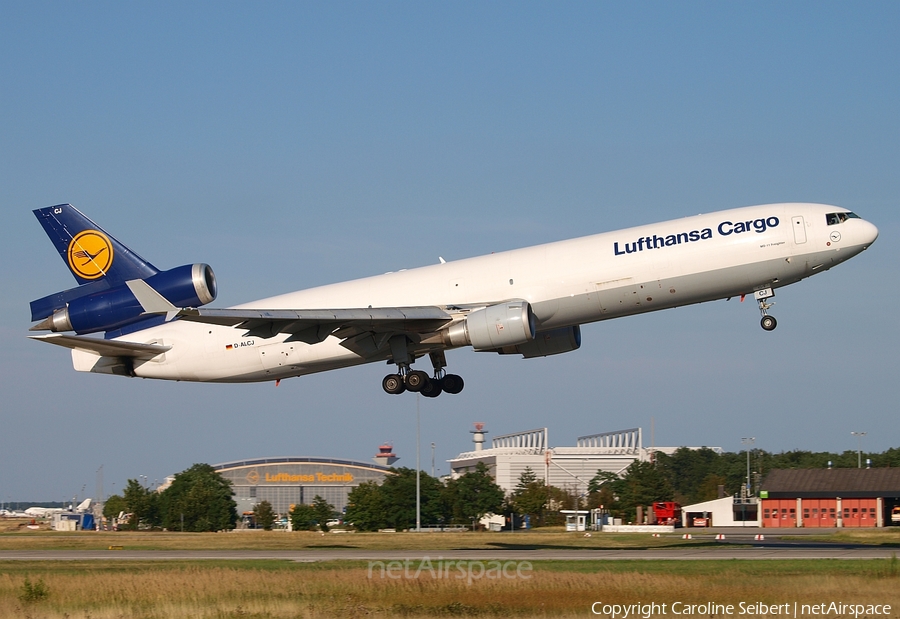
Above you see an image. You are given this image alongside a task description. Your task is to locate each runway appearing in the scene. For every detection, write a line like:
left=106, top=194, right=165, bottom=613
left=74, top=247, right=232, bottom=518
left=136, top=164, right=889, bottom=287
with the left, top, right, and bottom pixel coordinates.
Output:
left=2, top=545, right=896, bottom=562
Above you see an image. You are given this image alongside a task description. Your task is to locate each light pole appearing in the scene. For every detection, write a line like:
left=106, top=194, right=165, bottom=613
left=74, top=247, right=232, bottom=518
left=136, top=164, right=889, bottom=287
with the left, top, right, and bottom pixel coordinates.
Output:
left=431, top=442, right=435, bottom=478
left=741, top=437, right=755, bottom=527
left=416, top=394, right=421, bottom=532
left=851, top=432, right=867, bottom=468
left=741, top=438, right=755, bottom=495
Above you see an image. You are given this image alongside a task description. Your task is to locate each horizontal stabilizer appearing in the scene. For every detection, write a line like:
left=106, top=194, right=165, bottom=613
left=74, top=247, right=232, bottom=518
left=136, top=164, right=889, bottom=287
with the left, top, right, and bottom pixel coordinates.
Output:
left=29, top=333, right=171, bottom=359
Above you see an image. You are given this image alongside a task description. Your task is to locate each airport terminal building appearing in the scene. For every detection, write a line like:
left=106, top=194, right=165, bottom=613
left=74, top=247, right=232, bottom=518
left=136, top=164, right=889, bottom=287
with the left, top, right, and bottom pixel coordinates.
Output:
left=212, top=457, right=394, bottom=515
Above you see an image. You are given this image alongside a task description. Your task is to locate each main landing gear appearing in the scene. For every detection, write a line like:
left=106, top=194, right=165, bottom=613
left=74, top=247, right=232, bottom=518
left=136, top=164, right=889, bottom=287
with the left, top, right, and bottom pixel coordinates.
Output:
left=382, top=350, right=464, bottom=397
left=755, top=288, right=777, bottom=331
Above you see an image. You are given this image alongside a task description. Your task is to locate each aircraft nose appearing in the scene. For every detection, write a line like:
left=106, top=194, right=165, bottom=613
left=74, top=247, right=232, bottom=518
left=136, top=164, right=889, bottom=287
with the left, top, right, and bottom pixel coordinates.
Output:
left=862, top=220, right=879, bottom=245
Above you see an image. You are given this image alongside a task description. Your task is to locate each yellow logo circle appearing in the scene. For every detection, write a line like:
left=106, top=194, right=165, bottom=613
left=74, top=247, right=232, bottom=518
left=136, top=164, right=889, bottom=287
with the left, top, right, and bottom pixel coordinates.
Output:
left=246, top=469, right=260, bottom=484
left=67, top=230, right=114, bottom=280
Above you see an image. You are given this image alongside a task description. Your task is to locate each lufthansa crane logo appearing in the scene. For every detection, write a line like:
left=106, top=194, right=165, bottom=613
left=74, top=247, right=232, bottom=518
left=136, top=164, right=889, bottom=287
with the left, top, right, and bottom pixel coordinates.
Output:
left=67, top=230, right=113, bottom=279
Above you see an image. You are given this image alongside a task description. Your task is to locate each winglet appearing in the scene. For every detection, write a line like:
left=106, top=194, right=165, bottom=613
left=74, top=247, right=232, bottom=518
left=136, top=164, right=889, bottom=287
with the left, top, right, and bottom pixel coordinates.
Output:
left=125, top=279, right=179, bottom=322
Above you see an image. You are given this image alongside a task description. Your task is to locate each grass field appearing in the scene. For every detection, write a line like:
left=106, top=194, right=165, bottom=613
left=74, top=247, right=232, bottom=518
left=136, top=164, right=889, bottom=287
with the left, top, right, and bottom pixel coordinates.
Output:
left=0, top=559, right=898, bottom=618
left=0, top=527, right=717, bottom=552
left=3, top=521, right=900, bottom=618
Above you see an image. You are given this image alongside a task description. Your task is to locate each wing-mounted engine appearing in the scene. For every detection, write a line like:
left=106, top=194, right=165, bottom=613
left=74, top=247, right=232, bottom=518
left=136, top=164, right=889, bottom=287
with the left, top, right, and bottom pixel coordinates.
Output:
left=494, top=325, right=581, bottom=358
left=31, top=263, right=216, bottom=335
left=444, top=300, right=536, bottom=351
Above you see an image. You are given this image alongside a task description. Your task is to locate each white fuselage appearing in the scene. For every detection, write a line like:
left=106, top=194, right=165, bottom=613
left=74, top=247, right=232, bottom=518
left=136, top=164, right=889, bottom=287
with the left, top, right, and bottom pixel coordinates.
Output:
left=86, top=203, right=876, bottom=383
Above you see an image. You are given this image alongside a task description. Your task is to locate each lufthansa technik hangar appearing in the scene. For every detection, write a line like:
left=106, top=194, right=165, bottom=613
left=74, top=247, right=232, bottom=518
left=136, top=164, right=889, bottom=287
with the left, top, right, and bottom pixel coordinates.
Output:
left=212, top=457, right=393, bottom=515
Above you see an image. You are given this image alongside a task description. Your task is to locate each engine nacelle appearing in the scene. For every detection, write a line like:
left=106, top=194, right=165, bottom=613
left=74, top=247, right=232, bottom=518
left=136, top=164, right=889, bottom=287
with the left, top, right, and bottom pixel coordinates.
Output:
left=495, top=325, right=581, bottom=358
left=445, top=300, right=536, bottom=351
left=42, top=263, right=217, bottom=334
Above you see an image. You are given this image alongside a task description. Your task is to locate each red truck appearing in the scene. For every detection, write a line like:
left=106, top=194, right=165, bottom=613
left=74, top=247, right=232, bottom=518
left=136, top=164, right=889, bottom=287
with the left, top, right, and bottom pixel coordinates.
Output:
left=653, top=502, right=682, bottom=526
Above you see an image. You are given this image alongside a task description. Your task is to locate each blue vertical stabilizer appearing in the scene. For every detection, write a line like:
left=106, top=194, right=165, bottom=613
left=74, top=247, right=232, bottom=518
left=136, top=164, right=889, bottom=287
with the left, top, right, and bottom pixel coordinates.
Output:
left=33, top=204, right=158, bottom=286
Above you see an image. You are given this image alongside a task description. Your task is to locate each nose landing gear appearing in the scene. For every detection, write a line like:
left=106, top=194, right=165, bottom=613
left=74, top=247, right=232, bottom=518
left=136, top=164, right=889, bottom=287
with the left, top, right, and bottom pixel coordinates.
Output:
left=755, top=288, right=777, bottom=331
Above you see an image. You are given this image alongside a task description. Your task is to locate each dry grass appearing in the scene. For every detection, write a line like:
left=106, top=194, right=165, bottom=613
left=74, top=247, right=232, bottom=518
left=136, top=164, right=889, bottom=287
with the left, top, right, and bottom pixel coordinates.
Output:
left=0, top=560, right=898, bottom=619
left=0, top=519, right=44, bottom=534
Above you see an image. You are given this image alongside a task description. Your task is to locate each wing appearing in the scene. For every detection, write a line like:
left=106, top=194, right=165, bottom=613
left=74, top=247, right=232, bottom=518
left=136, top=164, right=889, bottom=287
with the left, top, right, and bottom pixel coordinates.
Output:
left=176, top=306, right=452, bottom=343
left=125, top=277, right=455, bottom=355
left=29, top=333, right=171, bottom=359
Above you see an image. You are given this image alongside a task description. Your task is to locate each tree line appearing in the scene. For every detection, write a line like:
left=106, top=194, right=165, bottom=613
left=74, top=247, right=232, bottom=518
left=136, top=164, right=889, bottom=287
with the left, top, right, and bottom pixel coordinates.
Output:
left=103, top=463, right=237, bottom=531
left=344, top=446, right=900, bottom=529
left=103, top=446, right=900, bottom=531
left=586, top=446, right=900, bottom=522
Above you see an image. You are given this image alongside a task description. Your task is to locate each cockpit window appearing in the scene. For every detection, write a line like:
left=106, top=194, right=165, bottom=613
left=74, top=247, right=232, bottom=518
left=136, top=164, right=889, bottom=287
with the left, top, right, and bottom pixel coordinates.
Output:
left=826, top=212, right=858, bottom=225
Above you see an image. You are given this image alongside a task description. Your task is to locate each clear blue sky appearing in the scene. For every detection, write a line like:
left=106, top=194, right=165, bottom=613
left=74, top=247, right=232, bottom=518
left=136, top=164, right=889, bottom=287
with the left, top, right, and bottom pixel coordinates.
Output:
left=1, top=2, right=898, bottom=502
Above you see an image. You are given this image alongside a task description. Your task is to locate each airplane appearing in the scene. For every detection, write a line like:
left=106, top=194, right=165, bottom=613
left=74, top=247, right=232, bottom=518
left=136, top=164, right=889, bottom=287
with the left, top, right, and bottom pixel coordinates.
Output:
left=29, top=203, right=878, bottom=396
left=23, top=506, right=64, bottom=518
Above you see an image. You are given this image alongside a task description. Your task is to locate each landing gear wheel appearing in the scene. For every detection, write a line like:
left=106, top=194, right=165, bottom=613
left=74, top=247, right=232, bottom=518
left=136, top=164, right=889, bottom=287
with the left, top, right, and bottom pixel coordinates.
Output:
left=421, top=377, right=443, bottom=398
left=382, top=374, right=406, bottom=395
left=760, top=315, right=777, bottom=331
left=441, top=373, right=465, bottom=394
left=405, top=370, right=430, bottom=392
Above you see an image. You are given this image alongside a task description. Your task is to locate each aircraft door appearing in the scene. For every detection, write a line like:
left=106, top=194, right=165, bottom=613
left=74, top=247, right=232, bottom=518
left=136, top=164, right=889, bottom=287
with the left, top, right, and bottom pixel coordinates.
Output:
left=792, top=216, right=807, bottom=244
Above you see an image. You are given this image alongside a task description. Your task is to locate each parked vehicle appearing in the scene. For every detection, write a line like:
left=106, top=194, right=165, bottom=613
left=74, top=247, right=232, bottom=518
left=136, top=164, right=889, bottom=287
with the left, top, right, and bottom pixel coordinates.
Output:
left=653, top=502, right=682, bottom=526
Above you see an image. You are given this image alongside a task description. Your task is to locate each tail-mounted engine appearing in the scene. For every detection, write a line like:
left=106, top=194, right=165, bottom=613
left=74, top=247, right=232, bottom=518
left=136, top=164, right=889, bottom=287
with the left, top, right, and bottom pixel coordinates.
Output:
left=32, top=263, right=216, bottom=335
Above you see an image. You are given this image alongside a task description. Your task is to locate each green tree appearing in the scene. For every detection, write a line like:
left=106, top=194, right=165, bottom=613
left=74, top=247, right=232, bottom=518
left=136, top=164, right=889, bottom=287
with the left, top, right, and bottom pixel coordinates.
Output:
left=515, top=467, right=538, bottom=492
left=655, top=447, right=725, bottom=503
left=102, top=494, right=127, bottom=519
left=510, top=467, right=549, bottom=525
left=379, top=468, right=445, bottom=529
left=345, top=481, right=386, bottom=532
left=289, top=503, right=317, bottom=531
left=253, top=500, right=276, bottom=531
left=696, top=473, right=727, bottom=503
left=587, top=470, right=619, bottom=511
left=616, top=460, right=674, bottom=520
left=444, top=462, right=505, bottom=524
left=311, top=495, right=335, bottom=532
left=160, top=463, right=237, bottom=532
left=122, top=479, right=160, bottom=530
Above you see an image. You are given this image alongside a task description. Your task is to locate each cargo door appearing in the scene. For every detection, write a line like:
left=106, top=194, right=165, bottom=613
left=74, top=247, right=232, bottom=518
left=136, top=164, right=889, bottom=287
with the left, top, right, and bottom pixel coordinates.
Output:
left=792, top=216, right=807, bottom=244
